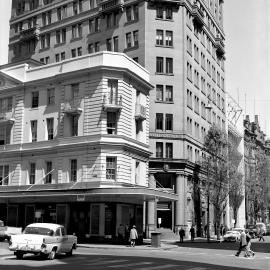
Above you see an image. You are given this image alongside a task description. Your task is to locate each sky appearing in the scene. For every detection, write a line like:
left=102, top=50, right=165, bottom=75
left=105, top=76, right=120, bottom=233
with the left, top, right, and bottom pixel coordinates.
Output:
left=0, top=0, right=270, bottom=135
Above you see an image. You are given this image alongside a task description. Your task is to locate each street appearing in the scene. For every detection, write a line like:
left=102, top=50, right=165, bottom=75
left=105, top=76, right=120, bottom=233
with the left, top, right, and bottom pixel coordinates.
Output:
left=0, top=240, right=270, bottom=270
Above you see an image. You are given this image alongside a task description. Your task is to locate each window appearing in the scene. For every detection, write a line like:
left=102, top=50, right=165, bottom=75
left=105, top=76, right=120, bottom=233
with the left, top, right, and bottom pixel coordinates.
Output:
left=133, top=4, right=139, bottom=20
left=187, top=35, right=192, bottom=55
left=195, top=122, right=200, bottom=138
left=0, top=165, right=9, bottom=186
left=113, top=36, right=119, bottom=52
left=126, top=6, right=132, bottom=21
left=107, top=112, right=117, bottom=134
left=187, top=62, right=192, bottom=81
left=165, top=86, right=173, bottom=101
left=156, top=57, right=163, bottom=73
left=165, top=31, right=173, bottom=46
left=71, top=115, right=78, bottom=136
left=156, top=142, right=163, bottom=158
left=126, top=32, right=132, bottom=48
left=187, top=145, right=193, bottom=161
left=95, top=18, right=100, bottom=32
left=29, top=163, right=36, bottom=184
left=133, top=31, right=138, bottom=46
left=187, top=117, right=192, bottom=134
left=156, top=85, right=163, bottom=101
left=45, top=161, right=52, bottom=184
left=0, top=97, right=13, bottom=113
left=70, top=159, right=77, bottom=182
left=106, top=38, right=112, bottom=51
left=187, top=89, right=192, bottom=108
left=56, top=29, right=66, bottom=44
left=89, top=19, right=94, bottom=33
left=166, top=143, right=173, bottom=158
left=47, top=118, right=54, bottom=140
left=106, top=13, right=112, bottom=29
left=61, top=52, right=65, bottom=60
left=165, top=6, right=172, bottom=20
left=77, top=47, right=82, bottom=56
left=156, top=6, right=163, bottom=19
left=106, top=157, right=116, bottom=180
left=71, top=83, right=79, bottom=99
left=55, top=53, right=60, bottom=62
left=156, top=30, right=163, bottom=46
left=156, top=113, right=163, bottom=130
left=94, top=42, right=100, bottom=52
left=71, top=49, right=76, bottom=58
left=165, top=114, right=173, bottom=131
left=73, top=1, right=78, bottom=15
left=31, top=120, right=37, bottom=142
left=72, top=24, right=82, bottom=39
left=47, top=88, right=55, bottom=105
left=194, top=44, right=199, bottom=63
left=88, top=43, right=94, bottom=53
left=0, top=127, right=11, bottom=145
left=31, top=91, right=39, bottom=108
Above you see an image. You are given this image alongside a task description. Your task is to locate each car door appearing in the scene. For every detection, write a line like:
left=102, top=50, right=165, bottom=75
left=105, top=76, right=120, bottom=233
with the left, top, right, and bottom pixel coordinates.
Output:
left=60, top=227, right=69, bottom=252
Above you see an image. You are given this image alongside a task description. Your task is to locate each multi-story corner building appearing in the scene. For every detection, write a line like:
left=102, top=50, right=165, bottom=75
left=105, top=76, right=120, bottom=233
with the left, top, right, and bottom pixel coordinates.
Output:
left=244, top=115, right=270, bottom=225
left=0, top=52, right=177, bottom=239
left=6, top=0, right=226, bottom=235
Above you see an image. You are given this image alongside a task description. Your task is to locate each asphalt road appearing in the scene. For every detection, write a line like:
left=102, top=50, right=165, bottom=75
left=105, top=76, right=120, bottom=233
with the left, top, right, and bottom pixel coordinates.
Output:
left=0, top=241, right=270, bottom=270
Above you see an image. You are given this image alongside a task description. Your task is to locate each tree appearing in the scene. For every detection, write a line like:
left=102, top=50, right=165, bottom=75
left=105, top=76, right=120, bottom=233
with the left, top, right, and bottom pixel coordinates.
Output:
left=202, top=125, right=232, bottom=240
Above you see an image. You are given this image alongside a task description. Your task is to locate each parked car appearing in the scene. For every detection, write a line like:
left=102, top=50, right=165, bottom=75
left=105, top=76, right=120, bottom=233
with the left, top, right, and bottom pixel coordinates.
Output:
left=223, top=230, right=241, bottom=242
left=9, top=223, right=77, bottom=260
left=0, top=220, right=22, bottom=241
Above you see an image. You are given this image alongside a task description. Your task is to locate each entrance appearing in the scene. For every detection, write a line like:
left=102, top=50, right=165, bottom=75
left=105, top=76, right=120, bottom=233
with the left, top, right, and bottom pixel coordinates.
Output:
left=157, top=202, right=172, bottom=229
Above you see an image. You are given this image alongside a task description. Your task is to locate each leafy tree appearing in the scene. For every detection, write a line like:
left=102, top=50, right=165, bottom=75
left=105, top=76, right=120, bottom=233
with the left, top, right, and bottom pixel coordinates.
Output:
left=202, top=125, right=233, bottom=240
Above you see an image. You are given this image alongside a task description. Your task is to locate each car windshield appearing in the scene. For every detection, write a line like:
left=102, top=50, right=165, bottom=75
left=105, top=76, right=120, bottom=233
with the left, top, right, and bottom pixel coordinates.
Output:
left=24, top=226, right=54, bottom=236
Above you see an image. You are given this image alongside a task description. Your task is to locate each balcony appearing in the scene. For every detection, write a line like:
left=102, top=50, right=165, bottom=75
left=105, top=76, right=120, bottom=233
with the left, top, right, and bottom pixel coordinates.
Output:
left=0, top=112, right=15, bottom=125
left=191, top=4, right=204, bottom=28
left=103, top=94, right=122, bottom=111
left=135, top=104, right=146, bottom=121
left=62, top=98, right=83, bottom=115
left=98, top=0, right=124, bottom=14
left=20, top=26, right=40, bottom=42
left=215, top=36, right=225, bottom=58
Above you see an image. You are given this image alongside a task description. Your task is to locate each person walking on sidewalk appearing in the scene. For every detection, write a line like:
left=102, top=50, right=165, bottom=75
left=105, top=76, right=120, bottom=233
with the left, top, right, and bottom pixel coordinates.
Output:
left=190, top=226, right=195, bottom=242
left=258, top=228, right=265, bottom=242
left=179, top=227, right=185, bottom=243
left=235, top=230, right=247, bottom=257
left=129, top=225, right=138, bottom=247
left=245, top=230, right=255, bottom=257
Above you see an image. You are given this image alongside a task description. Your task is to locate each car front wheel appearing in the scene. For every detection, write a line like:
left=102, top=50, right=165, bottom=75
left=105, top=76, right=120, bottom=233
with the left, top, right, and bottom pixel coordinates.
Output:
left=48, top=248, right=56, bottom=260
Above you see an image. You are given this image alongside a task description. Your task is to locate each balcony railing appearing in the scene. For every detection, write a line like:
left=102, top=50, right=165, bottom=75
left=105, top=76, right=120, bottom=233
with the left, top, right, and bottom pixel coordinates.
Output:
left=98, top=0, right=124, bottom=14
left=0, top=111, right=15, bottom=125
left=215, top=36, right=225, bottom=57
left=62, top=98, right=83, bottom=115
left=103, top=94, right=122, bottom=111
left=191, top=4, right=204, bottom=28
left=20, top=26, right=40, bottom=42
left=135, top=104, right=146, bottom=121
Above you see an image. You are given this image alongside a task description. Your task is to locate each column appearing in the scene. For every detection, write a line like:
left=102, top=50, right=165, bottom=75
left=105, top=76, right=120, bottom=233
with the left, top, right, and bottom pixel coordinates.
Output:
left=146, top=173, right=156, bottom=238
left=175, top=174, right=187, bottom=234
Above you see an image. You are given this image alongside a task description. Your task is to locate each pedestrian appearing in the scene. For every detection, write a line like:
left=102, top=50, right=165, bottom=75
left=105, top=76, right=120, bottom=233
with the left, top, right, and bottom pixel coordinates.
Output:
left=129, top=225, right=138, bottom=247
left=245, top=230, right=255, bottom=257
left=204, top=225, right=207, bottom=238
left=235, top=230, right=247, bottom=257
left=117, top=224, right=125, bottom=241
left=190, top=226, right=195, bottom=242
left=179, top=227, right=185, bottom=243
left=258, top=229, right=265, bottom=242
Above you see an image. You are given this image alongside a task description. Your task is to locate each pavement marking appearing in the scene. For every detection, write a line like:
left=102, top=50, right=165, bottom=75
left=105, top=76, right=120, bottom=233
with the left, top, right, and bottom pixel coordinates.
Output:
left=136, top=264, right=177, bottom=270
left=84, top=259, right=128, bottom=266
left=109, top=261, right=152, bottom=268
left=187, top=268, right=208, bottom=270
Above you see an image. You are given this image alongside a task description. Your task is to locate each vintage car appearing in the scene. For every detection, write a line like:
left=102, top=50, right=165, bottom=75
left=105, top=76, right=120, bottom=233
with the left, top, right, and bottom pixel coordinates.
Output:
left=9, top=223, right=77, bottom=260
left=222, top=230, right=241, bottom=242
left=0, top=220, right=22, bottom=241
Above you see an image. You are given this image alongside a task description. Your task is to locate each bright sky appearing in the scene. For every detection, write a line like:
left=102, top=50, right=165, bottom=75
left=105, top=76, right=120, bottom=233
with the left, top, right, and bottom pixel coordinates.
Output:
left=0, top=0, right=270, bottom=135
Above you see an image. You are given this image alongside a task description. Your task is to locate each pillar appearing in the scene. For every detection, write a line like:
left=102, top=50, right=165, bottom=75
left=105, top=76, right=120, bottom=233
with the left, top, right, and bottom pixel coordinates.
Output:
left=146, top=173, right=157, bottom=238
left=175, top=174, right=187, bottom=234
